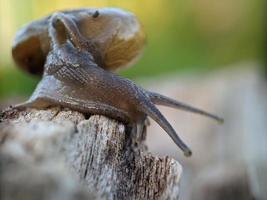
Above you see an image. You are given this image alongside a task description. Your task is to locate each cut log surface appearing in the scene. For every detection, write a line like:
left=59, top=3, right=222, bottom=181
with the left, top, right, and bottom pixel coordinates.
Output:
left=0, top=107, right=182, bottom=200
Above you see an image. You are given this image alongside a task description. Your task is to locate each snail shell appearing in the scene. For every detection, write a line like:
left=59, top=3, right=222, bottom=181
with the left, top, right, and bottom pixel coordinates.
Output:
left=12, top=8, right=146, bottom=75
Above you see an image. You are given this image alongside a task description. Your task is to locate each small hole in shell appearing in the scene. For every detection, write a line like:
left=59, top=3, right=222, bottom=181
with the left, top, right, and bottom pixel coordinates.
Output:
left=92, top=10, right=99, bottom=18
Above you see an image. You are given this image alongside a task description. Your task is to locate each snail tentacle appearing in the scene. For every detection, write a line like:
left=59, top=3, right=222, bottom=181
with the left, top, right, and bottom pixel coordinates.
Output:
left=139, top=98, right=192, bottom=157
left=149, top=92, right=224, bottom=123
left=49, top=12, right=88, bottom=49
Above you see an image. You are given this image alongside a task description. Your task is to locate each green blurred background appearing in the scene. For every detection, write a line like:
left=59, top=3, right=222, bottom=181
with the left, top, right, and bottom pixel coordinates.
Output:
left=0, top=0, right=265, bottom=99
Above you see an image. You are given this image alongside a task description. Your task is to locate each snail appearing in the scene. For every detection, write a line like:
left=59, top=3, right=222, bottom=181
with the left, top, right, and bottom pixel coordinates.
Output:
left=12, top=8, right=223, bottom=157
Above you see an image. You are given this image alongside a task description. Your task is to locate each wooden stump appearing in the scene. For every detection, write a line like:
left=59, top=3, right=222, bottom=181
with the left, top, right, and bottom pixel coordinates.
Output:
left=0, top=107, right=182, bottom=200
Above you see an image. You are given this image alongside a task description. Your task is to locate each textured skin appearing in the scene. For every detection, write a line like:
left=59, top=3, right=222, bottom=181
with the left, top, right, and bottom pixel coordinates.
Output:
left=13, top=11, right=223, bottom=157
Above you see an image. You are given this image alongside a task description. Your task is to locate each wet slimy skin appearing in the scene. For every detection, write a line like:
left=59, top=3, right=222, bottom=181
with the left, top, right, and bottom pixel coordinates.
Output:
left=12, top=8, right=223, bottom=157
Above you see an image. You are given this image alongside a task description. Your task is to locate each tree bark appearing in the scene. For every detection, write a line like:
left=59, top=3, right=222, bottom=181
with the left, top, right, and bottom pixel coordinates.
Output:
left=0, top=107, right=182, bottom=200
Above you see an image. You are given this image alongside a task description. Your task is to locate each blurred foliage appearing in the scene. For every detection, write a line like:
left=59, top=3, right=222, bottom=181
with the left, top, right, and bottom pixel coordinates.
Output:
left=0, top=0, right=265, bottom=98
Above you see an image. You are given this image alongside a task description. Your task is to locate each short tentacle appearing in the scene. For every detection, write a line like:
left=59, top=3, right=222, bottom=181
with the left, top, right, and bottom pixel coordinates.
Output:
left=49, top=12, right=88, bottom=49
left=48, top=12, right=103, bottom=67
left=149, top=92, right=224, bottom=123
left=139, top=99, right=192, bottom=156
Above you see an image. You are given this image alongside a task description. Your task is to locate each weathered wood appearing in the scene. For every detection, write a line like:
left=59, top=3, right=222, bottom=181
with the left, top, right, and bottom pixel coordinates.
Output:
left=0, top=107, right=182, bottom=200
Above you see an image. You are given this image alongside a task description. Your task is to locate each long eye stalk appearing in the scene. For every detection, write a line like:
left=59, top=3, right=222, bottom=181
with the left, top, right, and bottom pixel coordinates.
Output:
left=138, top=91, right=224, bottom=156
left=140, top=99, right=192, bottom=157
left=149, top=92, right=224, bottom=123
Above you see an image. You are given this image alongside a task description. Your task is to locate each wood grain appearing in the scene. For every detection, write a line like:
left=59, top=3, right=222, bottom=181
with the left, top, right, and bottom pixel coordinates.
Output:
left=0, top=107, right=182, bottom=200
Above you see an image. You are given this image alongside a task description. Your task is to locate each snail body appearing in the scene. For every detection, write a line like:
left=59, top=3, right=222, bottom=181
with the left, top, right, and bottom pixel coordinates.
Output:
left=12, top=8, right=223, bottom=157
left=29, top=41, right=143, bottom=123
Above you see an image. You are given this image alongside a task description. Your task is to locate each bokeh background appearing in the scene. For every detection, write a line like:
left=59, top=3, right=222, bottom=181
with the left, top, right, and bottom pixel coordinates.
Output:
left=0, top=0, right=266, bottom=199
left=0, top=0, right=265, bottom=98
